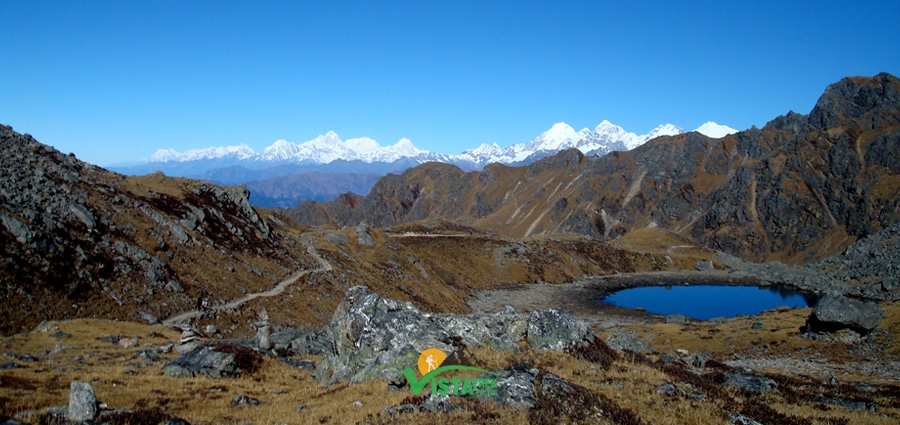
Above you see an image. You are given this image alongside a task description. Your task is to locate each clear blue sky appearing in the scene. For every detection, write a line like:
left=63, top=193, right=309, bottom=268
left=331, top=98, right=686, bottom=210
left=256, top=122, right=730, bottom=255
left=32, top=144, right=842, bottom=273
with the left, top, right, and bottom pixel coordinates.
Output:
left=2, top=1, right=899, bottom=166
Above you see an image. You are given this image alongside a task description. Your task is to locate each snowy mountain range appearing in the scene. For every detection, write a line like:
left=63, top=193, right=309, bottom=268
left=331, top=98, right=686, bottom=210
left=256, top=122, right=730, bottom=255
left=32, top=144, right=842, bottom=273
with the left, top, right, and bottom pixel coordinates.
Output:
left=112, top=120, right=737, bottom=207
left=136, top=121, right=738, bottom=169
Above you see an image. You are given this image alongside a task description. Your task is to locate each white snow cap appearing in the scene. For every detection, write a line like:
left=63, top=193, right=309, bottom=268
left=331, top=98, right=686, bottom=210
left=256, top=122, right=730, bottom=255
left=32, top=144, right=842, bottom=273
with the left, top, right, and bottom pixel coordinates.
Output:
left=138, top=119, right=738, bottom=166
left=694, top=122, right=738, bottom=138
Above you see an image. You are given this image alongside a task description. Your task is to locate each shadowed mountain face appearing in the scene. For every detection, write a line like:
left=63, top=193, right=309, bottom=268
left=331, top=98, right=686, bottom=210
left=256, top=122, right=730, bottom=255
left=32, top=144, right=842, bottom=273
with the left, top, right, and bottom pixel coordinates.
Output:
left=289, top=73, right=900, bottom=264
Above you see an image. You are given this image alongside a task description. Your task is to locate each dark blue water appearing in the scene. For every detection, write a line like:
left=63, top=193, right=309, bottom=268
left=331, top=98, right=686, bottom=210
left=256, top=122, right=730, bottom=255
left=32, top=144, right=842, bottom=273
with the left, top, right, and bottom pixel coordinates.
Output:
left=597, top=285, right=819, bottom=320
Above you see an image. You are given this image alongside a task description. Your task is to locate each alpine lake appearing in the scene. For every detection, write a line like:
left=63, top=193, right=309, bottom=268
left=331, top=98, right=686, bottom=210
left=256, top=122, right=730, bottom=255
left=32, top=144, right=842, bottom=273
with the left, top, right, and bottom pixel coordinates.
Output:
left=597, top=284, right=820, bottom=320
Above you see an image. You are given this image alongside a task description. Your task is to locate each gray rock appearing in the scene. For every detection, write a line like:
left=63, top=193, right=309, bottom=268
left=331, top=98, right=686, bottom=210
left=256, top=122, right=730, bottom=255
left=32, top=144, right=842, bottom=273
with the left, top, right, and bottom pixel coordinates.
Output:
left=540, top=373, right=575, bottom=397
left=176, top=329, right=202, bottom=354
left=730, top=413, right=764, bottom=425
left=163, top=364, right=193, bottom=378
left=279, top=358, right=317, bottom=370
left=383, top=368, right=408, bottom=391
left=356, top=223, right=375, bottom=246
left=287, top=329, right=332, bottom=355
left=685, top=351, right=709, bottom=368
left=164, top=345, right=239, bottom=378
left=484, top=366, right=537, bottom=410
left=1, top=213, right=34, bottom=244
left=604, top=329, right=646, bottom=352
left=257, top=325, right=271, bottom=350
left=421, top=394, right=462, bottom=412
left=694, top=259, right=714, bottom=271
left=653, top=382, right=687, bottom=397
left=325, top=233, right=349, bottom=245
left=526, top=308, right=594, bottom=350
left=657, top=354, right=679, bottom=364
left=139, top=311, right=158, bottom=325
left=67, top=381, right=97, bottom=422
left=314, top=286, right=594, bottom=385
left=231, top=395, right=261, bottom=406
left=163, top=419, right=192, bottom=425
left=882, top=275, right=898, bottom=291
left=315, top=286, right=449, bottom=384
left=724, top=373, right=778, bottom=393
left=807, top=295, right=885, bottom=334
left=267, top=328, right=304, bottom=349
left=68, top=203, right=95, bottom=229
left=166, top=280, right=185, bottom=293
left=665, top=314, right=690, bottom=324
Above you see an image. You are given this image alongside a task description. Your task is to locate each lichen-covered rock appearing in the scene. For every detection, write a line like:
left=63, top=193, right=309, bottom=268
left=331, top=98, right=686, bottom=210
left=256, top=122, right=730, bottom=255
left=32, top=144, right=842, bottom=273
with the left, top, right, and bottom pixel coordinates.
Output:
left=482, top=365, right=538, bottom=410
left=526, top=308, right=594, bottom=350
left=316, top=286, right=448, bottom=385
left=315, top=286, right=595, bottom=385
left=67, top=381, right=97, bottom=422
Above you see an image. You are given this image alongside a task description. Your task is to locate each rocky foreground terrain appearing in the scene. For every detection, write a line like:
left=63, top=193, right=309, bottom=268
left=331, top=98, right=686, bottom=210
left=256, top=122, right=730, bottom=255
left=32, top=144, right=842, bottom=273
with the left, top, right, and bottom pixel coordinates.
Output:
left=1, top=74, right=899, bottom=423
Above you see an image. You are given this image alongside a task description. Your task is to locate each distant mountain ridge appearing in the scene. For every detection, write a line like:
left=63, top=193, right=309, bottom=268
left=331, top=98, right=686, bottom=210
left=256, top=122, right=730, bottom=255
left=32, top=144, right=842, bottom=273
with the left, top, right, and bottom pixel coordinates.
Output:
left=109, top=120, right=735, bottom=208
left=122, top=121, right=737, bottom=172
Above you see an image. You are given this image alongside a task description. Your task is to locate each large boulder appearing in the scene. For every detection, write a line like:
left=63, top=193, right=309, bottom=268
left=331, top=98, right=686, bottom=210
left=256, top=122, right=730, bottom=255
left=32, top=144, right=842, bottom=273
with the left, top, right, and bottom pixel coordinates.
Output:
left=806, top=295, right=885, bottom=334
left=315, top=286, right=594, bottom=385
left=164, top=345, right=241, bottom=378
left=526, top=309, right=594, bottom=350
left=67, top=381, right=97, bottom=422
left=315, top=286, right=451, bottom=384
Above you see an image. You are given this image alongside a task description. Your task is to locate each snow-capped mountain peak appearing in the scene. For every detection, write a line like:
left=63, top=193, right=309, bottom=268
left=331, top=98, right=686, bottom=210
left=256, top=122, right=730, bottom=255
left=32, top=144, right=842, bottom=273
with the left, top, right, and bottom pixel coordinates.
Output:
left=643, top=123, right=684, bottom=140
left=543, top=122, right=578, bottom=141
left=141, top=144, right=256, bottom=162
left=694, top=122, right=738, bottom=138
left=135, top=119, right=738, bottom=170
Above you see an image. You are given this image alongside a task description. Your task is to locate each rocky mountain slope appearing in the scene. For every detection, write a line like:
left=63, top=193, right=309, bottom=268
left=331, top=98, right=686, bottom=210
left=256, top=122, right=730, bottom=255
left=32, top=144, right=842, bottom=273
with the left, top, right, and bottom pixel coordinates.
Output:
left=289, top=73, right=900, bottom=265
left=0, top=124, right=325, bottom=335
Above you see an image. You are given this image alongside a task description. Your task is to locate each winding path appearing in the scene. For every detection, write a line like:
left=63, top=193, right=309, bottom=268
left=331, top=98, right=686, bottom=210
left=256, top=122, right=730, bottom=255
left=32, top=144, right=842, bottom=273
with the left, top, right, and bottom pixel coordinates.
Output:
left=161, top=234, right=332, bottom=326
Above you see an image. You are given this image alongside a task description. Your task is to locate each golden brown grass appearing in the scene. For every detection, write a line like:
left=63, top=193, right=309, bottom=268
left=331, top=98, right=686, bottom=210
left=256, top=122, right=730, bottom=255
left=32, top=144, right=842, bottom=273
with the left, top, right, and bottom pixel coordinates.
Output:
left=2, top=316, right=899, bottom=424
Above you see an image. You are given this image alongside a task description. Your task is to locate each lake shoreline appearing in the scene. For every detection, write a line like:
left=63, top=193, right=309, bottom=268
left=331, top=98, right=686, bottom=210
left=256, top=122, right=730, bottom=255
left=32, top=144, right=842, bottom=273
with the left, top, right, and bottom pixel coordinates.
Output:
left=468, top=270, right=796, bottom=329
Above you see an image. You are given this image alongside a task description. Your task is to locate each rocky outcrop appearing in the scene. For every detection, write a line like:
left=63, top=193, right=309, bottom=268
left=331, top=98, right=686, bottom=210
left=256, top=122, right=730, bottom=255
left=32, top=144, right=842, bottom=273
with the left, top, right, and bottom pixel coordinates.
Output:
left=742, top=222, right=900, bottom=301
left=806, top=295, right=884, bottom=334
left=163, top=344, right=260, bottom=379
left=314, top=286, right=594, bottom=385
